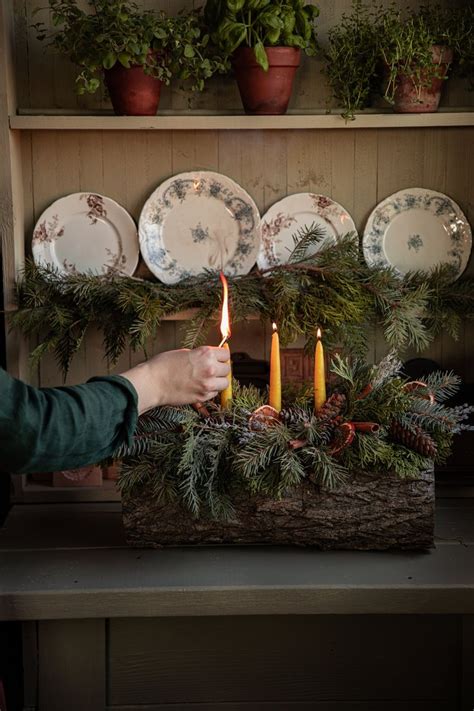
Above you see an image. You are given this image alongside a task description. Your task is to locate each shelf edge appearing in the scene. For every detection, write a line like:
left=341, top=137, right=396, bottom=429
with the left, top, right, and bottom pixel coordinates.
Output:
left=9, top=111, right=474, bottom=131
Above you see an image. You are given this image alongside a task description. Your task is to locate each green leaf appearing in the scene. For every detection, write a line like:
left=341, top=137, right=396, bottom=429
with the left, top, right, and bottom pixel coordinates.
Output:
left=118, top=53, right=131, bottom=68
left=296, top=9, right=312, bottom=41
left=259, top=11, right=283, bottom=30
left=226, top=22, right=248, bottom=53
left=254, top=41, right=269, bottom=70
left=153, top=27, right=167, bottom=40
left=284, top=33, right=306, bottom=48
left=102, top=52, right=117, bottom=70
left=184, top=44, right=195, bottom=58
left=227, top=0, right=246, bottom=12
left=281, top=11, right=296, bottom=35
left=266, top=27, right=281, bottom=44
left=307, top=4, right=319, bottom=19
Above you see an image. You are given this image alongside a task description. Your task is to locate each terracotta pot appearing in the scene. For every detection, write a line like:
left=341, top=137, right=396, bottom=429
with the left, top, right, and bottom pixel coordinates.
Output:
left=233, top=46, right=301, bottom=115
left=391, top=45, right=453, bottom=114
left=104, top=61, right=162, bottom=116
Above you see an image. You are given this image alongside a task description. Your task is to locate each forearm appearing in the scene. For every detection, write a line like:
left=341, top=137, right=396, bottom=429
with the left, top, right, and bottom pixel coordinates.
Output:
left=0, top=371, right=138, bottom=474
left=1, top=346, right=231, bottom=474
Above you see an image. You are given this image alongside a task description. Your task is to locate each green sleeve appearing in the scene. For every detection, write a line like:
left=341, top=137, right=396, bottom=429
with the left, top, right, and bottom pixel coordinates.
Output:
left=0, top=368, right=138, bottom=474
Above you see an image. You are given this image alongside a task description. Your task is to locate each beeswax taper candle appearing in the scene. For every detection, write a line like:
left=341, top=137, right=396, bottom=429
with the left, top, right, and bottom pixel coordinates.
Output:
left=269, top=322, right=281, bottom=412
left=314, top=327, right=326, bottom=412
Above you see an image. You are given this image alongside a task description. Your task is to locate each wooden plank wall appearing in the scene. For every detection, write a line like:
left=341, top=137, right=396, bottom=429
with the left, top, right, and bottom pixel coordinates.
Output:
left=17, top=125, right=474, bottom=385
left=10, top=0, right=474, bottom=388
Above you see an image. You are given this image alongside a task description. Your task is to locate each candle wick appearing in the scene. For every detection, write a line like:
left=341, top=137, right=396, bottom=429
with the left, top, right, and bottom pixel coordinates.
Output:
left=218, top=336, right=228, bottom=348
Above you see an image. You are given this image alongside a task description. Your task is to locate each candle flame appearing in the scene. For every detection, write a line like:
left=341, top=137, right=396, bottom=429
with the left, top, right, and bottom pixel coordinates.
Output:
left=219, top=272, right=231, bottom=345
left=317, top=327, right=322, bottom=339
left=272, top=322, right=277, bottom=332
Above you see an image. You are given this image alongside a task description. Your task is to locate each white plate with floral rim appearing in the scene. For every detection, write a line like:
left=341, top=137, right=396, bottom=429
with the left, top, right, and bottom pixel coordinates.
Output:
left=138, top=171, right=261, bottom=284
left=363, top=188, right=472, bottom=280
left=32, top=193, right=139, bottom=276
left=257, top=193, right=357, bottom=270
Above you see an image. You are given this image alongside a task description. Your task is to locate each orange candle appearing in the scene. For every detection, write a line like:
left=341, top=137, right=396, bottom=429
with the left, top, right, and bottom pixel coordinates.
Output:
left=220, top=342, right=232, bottom=409
left=314, top=327, right=326, bottom=412
left=269, top=322, right=281, bottom=412
left=219, top=273, right=232, bottom=409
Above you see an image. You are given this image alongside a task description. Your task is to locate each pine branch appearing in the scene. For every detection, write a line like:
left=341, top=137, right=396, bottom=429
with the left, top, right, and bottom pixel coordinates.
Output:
left=401, top=398, right=474, bottom=434
left=287, top=223, right=330, bottom=263
left=108, top=371, right=467, bottom=521
left=234, top=425, right=290, bottom=486
left=302, top=446, right=348, bottom=489
left=11, top=256, right=474, bottom=375
left=419, top=370, right=461, bottom=402
left=180, top=308, right=214, bottom=349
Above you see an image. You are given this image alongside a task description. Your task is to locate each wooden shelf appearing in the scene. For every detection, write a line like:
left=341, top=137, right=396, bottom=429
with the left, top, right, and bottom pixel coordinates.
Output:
left=2, top=500, right=474, bottom=619
left=10, top=109, right=474, bottom=131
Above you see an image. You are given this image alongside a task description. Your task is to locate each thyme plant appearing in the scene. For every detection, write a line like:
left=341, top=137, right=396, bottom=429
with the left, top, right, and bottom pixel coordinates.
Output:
left=380, top=4, right=453, bottom=106
left=322, top=0, right=384, bottom=119
left=322, top=1, right=471, bottom=117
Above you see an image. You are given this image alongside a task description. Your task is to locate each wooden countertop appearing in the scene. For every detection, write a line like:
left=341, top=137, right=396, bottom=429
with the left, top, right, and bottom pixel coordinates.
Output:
left=1, top=500, right=474, bottom=621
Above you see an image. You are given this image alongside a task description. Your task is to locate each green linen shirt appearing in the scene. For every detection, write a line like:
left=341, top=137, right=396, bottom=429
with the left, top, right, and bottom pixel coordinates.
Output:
left=0, top=368, right=138, bottom=474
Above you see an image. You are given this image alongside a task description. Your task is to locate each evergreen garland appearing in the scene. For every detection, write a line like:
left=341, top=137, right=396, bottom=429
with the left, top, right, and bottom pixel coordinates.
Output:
left=11, top=228, right=474, bottom=375
left=114, top=353, right=474, bottom=521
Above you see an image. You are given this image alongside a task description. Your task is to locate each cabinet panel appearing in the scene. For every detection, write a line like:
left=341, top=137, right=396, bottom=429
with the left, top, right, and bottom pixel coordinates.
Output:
left=108, top=615, right=459, bottom=705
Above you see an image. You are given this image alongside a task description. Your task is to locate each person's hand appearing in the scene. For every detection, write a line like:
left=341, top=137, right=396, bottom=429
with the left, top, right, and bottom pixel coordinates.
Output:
left=120, top=346, right=231, bottom=414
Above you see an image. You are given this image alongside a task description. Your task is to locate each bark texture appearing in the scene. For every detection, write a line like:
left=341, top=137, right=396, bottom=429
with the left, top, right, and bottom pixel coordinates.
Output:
left=122, top=469, right=435, bottom=550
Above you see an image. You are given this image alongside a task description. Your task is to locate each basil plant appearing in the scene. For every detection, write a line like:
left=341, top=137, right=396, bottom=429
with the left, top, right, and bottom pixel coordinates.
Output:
left=204, top=0, right=319, bottom=71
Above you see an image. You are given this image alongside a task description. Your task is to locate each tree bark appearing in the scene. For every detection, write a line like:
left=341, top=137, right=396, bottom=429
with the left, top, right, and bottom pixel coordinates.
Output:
left=122, top=468, right=434, bottom=550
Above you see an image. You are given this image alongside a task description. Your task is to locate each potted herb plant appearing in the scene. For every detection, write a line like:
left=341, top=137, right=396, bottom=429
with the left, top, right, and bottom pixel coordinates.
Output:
left=380, top=5, right=454, bottom=113
left=442, top=3, right=474, bottom=92
left=322, top=2, right=471, bottom=118
left=204, top=0, right=319, bottom=115
left=34, top=0, right=224, bottom=116
left=322, top=0, right=383, bottom=120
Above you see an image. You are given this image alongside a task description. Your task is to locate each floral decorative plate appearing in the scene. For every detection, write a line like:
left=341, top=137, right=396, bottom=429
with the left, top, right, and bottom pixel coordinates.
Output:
left=363, top=188, right=472, bottom=279
left=32, top=193, right=139, bottom=276
left=257, top=193, right=357, bottom=269
left=139, top=171, right=261, bottom=284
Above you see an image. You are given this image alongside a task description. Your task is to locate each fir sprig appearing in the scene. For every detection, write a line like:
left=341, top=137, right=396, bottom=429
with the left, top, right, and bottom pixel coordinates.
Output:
left=12, top=229, right=474, bottom=376
left=115, top=357, right=472, bottom=521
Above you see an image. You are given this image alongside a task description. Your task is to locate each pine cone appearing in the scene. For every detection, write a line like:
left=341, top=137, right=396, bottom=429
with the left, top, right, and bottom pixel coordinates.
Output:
left=316, top=393, right=347, bottom=423
left=280, top=407, right=310, bottom=427
left=390, top=421, right=437, bottom=458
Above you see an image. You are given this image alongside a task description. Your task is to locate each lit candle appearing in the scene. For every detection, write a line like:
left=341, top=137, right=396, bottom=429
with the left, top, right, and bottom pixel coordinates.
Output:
left=269, top=322, right=281, bottom=412
left=219, top=272, right=232, bottom=409
left=314, top=327, right=326, bottom=412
